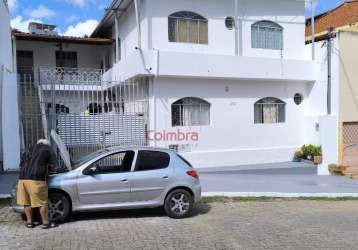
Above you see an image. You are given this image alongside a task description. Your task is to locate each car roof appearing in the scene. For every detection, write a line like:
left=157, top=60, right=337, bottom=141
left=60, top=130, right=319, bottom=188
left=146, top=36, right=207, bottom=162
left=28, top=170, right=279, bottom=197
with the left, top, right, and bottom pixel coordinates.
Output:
left=104, top=146, right=175, bottom=154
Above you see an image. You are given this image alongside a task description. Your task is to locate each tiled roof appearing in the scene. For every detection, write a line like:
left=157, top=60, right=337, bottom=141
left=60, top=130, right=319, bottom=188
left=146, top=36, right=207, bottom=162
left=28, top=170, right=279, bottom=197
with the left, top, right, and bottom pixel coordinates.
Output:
left=13, top=30, right=113, bottom=45
left=306, top=1, right=358, bottom=37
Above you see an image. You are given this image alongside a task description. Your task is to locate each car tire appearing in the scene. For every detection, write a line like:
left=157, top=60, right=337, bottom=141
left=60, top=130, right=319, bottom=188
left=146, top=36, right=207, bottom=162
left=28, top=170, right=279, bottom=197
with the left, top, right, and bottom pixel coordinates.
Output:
left=48, top=192, right=71, bottom=223
left=164, top=189, right=194, bottom=219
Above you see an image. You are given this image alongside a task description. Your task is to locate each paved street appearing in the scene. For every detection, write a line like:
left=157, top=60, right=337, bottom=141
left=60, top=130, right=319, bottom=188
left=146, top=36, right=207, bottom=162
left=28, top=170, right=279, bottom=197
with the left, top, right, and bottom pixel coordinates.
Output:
left=2, top=198, right=358, bottom=250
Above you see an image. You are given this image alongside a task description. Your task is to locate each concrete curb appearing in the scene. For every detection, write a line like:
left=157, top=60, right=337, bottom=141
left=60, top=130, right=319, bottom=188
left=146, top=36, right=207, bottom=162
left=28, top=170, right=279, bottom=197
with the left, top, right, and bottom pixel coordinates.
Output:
left=3, top=192, right=358, bottom=200
left=202, top=192, right=358, bottom=198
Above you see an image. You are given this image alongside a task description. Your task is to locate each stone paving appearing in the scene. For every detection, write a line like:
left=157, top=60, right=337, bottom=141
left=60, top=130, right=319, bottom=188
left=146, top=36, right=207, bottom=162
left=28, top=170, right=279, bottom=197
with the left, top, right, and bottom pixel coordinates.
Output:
left=1, top=199, right=358, bottom=250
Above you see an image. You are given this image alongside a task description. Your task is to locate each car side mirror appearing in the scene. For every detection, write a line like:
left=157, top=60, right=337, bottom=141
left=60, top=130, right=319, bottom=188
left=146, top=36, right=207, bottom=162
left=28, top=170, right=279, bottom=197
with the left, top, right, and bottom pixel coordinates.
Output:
left=84, top=165, right=97, bottom=175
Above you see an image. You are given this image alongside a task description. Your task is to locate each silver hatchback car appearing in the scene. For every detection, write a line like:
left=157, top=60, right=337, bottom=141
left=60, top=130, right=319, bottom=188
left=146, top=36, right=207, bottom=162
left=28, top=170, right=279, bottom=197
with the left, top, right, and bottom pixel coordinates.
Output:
left=13, top=132, right=201, bottom=221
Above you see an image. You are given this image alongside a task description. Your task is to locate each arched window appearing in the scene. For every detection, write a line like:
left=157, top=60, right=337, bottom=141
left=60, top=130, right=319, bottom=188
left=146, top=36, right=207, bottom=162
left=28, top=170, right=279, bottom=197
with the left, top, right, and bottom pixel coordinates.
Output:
left=172, top=97, right=210, bottom=126
left=251, top=21, right=283, bottom=50
left=168, top=11, right=208, bottom=44
left=254, top=97, right=285, bottom=124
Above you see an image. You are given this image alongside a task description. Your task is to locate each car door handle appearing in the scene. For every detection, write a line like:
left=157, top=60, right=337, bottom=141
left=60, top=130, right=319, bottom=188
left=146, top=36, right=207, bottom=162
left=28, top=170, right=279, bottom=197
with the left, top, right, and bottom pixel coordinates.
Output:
left=162, top=175, right=169, bottom=179
left=121, top=178, right=128, bottom=183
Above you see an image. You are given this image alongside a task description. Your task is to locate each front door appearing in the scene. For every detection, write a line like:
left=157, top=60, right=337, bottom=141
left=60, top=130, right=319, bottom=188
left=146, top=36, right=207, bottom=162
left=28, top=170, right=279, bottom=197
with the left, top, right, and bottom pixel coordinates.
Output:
left=129, top=150, right=173, bottom=202
left=77, top=150, right=135, bottom=204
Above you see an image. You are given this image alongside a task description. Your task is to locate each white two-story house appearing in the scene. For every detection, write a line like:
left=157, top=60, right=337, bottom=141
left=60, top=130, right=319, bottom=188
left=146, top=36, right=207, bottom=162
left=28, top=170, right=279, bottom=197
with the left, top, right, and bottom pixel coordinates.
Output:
left=89, top=0, right=319, bottom=168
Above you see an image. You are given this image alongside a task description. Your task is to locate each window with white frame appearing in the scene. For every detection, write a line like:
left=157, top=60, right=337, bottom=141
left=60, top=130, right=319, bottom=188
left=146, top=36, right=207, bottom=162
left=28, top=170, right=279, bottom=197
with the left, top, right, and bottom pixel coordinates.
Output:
left=172, top=97, right=210, bottom=126
left=168, top=11, right=208, bottom=44
left=251, top=21, right=283, bottom=50
left=254, top=97, right=285, bottom=124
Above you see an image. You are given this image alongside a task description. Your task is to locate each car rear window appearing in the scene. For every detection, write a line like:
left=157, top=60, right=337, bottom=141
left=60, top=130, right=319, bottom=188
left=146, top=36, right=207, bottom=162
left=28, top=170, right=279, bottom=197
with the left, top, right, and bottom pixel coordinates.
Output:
left=176, top=154, right=193, bottom=168
left=135, top=150, right=170, bottom=171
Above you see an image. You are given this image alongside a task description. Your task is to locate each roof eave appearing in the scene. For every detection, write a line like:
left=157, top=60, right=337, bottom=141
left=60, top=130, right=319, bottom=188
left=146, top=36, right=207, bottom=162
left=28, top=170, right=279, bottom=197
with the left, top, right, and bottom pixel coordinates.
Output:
left=13, top=33, right=114, bottom=45
left=90, top=0, right=131, bottom=38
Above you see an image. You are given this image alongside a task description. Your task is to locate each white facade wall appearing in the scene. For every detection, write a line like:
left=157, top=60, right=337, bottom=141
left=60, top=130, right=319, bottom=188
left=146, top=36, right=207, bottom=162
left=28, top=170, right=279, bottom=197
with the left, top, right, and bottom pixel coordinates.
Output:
left=151, top=77, right=317, bottom=167
left=99, top=0, right=321, bottom=168
left=111, top=0, right=307, bottom=60
left=115, top=2, right=139, bottom=63
left=0, top=0, right=21, bottom=170
left=145, top=0, right=306, bottom=59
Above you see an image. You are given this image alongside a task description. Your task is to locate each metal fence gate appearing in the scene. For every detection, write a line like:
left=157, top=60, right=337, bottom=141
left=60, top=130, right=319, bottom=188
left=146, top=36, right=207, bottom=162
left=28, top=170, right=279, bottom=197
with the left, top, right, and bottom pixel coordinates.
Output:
left=19, top=67, right=149, bottom=164
left=342, top=122, right=358, bottom=167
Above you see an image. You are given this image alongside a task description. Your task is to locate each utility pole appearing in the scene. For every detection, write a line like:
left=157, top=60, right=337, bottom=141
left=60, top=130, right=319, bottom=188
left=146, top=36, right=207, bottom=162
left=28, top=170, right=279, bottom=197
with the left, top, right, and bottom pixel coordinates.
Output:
left=327, top=27, right=334, bottom=115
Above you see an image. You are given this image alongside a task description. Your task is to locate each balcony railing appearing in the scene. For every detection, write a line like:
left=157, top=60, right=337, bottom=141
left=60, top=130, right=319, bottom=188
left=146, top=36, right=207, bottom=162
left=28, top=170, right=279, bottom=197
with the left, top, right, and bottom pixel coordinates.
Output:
left=39, top=66, right=103, bottom=85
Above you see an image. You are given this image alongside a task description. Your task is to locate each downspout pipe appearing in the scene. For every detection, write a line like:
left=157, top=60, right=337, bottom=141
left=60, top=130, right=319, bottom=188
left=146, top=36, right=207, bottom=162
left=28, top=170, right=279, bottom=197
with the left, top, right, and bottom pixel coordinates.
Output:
left=114, top=11, right=119, bottom=62
left=234, top=0, right=239, bottom=56
left=134, top=0, right=142, bottom=49
left=327, top=27, right=334, bottom=115
left=311, top=0, right=315, bottom=60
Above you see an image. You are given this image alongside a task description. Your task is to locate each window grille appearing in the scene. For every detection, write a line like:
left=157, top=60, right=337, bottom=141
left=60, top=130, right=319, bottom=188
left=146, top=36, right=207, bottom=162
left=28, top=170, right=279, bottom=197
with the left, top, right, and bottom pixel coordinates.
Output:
left=251, top=21, right=283, bottom=50
left=254, top=97, right=285, bottom=124
left=172, top=97, right=210, bottom=126
left=168, top=11, right=208, bottom=44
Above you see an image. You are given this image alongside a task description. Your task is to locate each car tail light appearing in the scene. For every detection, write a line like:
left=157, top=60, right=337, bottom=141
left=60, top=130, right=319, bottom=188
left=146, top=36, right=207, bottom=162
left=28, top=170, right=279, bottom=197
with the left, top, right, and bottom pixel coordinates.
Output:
left=186, top=170, right=199, bottom=179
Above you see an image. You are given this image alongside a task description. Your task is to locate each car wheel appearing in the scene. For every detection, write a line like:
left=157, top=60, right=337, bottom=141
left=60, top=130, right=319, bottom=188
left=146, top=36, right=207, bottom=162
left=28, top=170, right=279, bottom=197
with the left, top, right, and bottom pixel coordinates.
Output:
left=48, top=192, right=70, bottom=222
left=164, top=189, right=193, bottom=219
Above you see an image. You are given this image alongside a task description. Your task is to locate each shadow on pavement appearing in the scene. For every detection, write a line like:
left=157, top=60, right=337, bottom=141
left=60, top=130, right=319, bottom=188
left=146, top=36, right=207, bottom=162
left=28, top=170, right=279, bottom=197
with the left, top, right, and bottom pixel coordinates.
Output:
left=67, top=203, right=211, bottom=223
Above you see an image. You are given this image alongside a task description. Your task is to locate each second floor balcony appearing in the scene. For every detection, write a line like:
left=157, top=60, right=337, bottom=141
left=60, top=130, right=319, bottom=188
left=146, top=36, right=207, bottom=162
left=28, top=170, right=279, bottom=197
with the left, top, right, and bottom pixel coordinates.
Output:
left=39, top=66, right=103, bottom=86
left=17, top=66, right=104, bottom=86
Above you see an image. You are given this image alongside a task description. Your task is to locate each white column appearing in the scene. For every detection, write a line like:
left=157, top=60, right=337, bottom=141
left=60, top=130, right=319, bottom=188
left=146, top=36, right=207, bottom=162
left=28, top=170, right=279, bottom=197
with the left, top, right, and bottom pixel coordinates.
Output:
left=317, top=115, right=338, bottom=175
left=1, top=68, right=21, bottom=171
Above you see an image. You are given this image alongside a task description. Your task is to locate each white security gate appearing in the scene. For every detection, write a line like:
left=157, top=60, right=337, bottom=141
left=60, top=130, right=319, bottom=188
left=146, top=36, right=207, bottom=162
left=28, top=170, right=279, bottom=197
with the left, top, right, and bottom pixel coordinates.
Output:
left=19, top=67, right=149, bottom=162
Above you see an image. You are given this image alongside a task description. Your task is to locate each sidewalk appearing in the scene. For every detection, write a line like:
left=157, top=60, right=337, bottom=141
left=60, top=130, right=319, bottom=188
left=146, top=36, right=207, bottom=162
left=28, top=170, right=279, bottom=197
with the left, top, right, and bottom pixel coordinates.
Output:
left=199, top=162, right=358, bottom=197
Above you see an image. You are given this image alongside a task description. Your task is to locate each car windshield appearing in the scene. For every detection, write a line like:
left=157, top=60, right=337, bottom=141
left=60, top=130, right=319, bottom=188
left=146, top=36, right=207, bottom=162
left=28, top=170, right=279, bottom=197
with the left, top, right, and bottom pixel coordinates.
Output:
left=72, top=149, right=108, bottom=169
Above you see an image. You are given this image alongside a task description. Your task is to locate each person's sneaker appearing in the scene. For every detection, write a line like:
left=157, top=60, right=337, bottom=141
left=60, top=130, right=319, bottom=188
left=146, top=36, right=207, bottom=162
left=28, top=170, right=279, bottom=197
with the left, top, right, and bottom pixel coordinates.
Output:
left=41, top=222, right=58, bottom=229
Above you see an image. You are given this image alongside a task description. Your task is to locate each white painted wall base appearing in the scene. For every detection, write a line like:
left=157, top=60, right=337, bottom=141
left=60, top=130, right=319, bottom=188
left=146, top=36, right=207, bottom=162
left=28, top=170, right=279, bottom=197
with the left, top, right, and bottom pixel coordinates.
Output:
left=180, top=146, right=298, bottom=169
left=181, top=146, right=298, bottom=168
left=317, top=115, right=338, bottom=175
